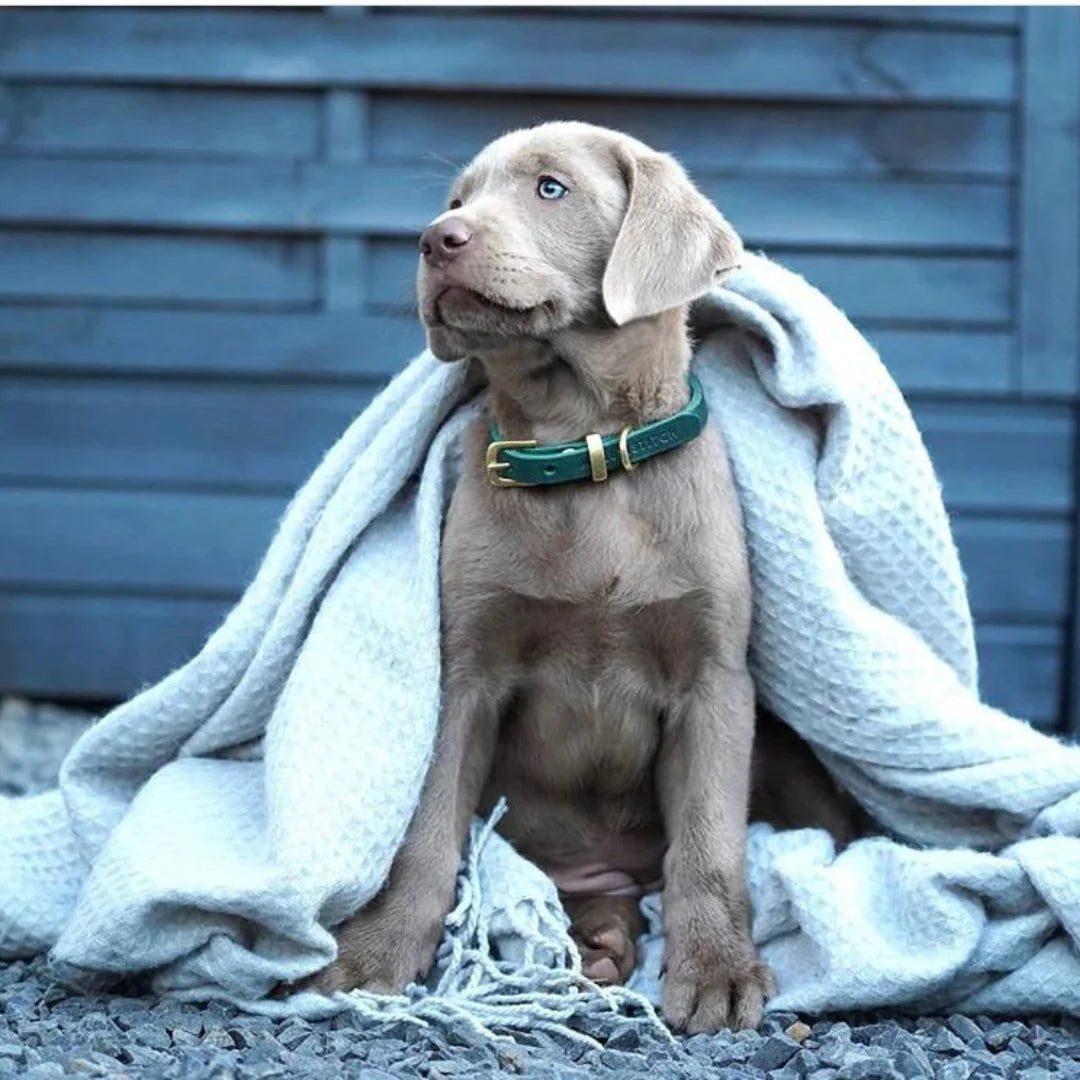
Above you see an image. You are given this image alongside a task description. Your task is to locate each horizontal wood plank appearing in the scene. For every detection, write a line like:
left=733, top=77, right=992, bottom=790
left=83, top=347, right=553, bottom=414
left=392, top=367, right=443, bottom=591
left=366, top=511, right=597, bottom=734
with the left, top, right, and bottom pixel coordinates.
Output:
left=0, top=592, right=230, bottom=699
left=0, top=378, right=372, bottom=491
left=0, top=10, right=1017, bottom=104
left=976, top=623, right=1062, bottom=728
left=0, top=83, right=320, bottom=157
left=0, top=481, right=1066, bottom=611
left=5, top=387, right=1061, bottom=508
left=371, top=92, right=1015, bottom=180
left=865, top=328, right=1012, bottom=394
left=759, top=254, right=1013, bottom=325
left=953, top=517, right=1069, bottom=620
left=0, top=305, right=426, bottom=379
left=0, top=590, right=1056, bottom=722
left=473, top=8, right=1021, bottom=29
left=0, top=489, right=283, bottom=594
left=0, top=154, right=1012, bottom=252
left=370, top=241, right=1014, bottom=325
left=913, top=399, right=1073, bottom=513
left=0, top=306, right=1013, bottom=395
left=705, top=8, right=1020, bottom=28
left=0, top=230, right=317, bottom=307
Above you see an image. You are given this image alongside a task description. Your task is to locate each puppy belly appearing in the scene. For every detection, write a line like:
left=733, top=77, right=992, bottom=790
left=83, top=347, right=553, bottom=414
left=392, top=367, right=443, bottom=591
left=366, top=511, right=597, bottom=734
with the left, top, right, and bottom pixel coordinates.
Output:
left=548, top=862, right=663, bottom=898
left=540, top=834, right=665, bottom=899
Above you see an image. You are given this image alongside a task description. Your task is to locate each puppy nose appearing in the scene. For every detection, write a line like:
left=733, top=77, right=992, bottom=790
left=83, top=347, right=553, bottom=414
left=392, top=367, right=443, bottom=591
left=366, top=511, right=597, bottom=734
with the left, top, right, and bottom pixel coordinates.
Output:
left=420, top=217, right=472, bottom=267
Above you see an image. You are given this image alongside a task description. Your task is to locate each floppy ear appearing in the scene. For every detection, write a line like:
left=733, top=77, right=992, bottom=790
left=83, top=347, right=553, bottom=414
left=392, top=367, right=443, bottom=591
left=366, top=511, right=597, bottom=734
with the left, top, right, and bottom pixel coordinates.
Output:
left=602, top=145, right=743, bottom=326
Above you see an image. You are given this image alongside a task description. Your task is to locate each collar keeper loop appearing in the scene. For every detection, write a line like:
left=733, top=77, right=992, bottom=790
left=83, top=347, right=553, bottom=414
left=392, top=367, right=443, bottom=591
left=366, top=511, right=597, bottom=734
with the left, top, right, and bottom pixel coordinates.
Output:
left=585, top=433, right=609, bottom=482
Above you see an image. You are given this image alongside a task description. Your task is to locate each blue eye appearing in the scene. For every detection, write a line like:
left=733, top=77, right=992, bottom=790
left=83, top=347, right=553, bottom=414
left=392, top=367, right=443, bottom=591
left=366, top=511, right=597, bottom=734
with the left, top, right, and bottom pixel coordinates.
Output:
left=537, top=176, right=569, bottom=200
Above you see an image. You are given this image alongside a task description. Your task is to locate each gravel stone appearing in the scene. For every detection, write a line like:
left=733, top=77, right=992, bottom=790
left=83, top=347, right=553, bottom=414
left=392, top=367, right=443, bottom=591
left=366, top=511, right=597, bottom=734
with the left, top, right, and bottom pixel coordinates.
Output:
left=939, top=1060, right=972, bottom=1080
left=133, top=1021, right=173, bottom=1049
left=430, top=1058, right=480, bottom=1075
left=600, top=1049, right=648, bottom=1070
left=277, top=1023, right=311, bottom=1050
left=607, top=1023, right=644, bottom=1052
left=325, top=1031, right=359, bottom=1057
left=1009, top=1038, right=1038, bottom=1062
left=24, top=1065, right=65, bottom=1080
left=993, top=1051, right=1018, bottom=1074
left=128, top=1044, right=176, bottom=1068
left=751, top=1034, right=801, bottom=1071
left=498, top=1047, right=526, bottom=1073
left=65, top=1058, right=107, bottom=1076
left=205, top=1026, right=239, bottom=1050
left=950, top=1016, right=986, bottom=1045
left=894, top=1048, right=932, bottom=1079
left=159, top=1004, right=207, bottom=1036
left=986, top=1023, right=1027, bottom=1051
left=244, top=1040, right=285, bottom=1066
left=840, top=1060, right=902, bottom=1080
left=5, top=994, right=39, bottom=1021
left=819, top=1027, right=854, bottom=1069
left=773, top=1060, right=805, bottom=1080
left=88, top=1035, right=123, bottom=1059
left=930, top=1029, right=969, bottom=1055
left=762, top=1013, right=800, bottom=1036
left=378, top=1018, right=427, bottom=1045
left=853, top=1022, right=901, bottom=1048
left=0, top=698, right=94, bottom=796
left=367, top=1039, right=409, bottom=1067
left=457, top=1045, right=496, bottom=1066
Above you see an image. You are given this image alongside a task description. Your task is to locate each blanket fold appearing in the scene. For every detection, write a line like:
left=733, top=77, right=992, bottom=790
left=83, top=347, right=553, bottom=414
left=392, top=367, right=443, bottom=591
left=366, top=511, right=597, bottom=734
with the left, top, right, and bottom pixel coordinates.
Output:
left=3, top=253, right=1080, bottom=1031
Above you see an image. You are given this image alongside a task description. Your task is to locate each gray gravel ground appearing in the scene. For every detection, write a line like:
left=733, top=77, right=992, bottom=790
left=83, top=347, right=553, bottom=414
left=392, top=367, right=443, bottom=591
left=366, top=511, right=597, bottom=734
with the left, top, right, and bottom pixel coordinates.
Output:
left=0, top=698, right=95, bottom=797
left=3, top=969, right=1080, bottom=1080
left=3, top=697, right=1080, bottom=1079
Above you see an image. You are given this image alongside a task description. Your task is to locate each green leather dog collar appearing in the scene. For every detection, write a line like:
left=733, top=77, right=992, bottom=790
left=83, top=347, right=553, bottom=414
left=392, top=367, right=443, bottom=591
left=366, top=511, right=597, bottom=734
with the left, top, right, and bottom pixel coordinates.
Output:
left=485, top=372, right=708, bottom=487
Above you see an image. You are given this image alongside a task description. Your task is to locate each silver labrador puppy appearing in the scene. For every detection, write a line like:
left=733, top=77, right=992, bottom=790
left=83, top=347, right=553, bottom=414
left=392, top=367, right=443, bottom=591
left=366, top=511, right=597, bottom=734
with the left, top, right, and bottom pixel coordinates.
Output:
left=305, top=121, right=851, bottom=1032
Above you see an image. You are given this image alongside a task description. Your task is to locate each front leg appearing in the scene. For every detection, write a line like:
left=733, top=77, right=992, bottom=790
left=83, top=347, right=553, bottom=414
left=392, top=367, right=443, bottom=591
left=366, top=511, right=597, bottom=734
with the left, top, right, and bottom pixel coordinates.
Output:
left=305, top=676, right=504, bottom=995
left=657, top=662, right=772, bottom=1032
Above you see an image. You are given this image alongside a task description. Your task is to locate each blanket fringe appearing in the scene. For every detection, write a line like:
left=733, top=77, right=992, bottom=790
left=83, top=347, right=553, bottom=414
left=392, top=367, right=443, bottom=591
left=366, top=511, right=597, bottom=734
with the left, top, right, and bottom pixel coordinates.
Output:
left=324, top=802, right=673, bottom=1049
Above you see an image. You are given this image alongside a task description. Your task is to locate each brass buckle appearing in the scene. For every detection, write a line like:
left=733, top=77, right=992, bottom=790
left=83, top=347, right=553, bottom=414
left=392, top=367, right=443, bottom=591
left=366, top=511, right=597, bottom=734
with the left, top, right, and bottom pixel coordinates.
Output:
left=485, top=438, right=537, bottom=487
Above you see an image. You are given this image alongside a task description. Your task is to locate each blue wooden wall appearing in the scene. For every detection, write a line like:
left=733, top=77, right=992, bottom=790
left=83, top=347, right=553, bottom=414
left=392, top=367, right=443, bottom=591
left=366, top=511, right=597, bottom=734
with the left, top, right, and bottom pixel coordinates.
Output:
left=1, top=7, right=1079, bottom=734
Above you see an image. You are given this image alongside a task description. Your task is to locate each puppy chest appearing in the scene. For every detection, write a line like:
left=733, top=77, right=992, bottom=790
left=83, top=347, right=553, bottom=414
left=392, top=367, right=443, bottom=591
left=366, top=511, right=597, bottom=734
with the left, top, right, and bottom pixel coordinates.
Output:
left=491, top=590, right=716, bottom=697
left=496, top=685, right=661, bottom=800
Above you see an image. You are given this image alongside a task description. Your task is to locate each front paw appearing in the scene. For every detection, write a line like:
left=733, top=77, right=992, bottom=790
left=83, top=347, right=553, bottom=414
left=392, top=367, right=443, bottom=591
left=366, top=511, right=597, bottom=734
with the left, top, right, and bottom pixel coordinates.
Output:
left=297, top=901, right=444, bottom=997
left=662, top=899, right=773, bottom=1032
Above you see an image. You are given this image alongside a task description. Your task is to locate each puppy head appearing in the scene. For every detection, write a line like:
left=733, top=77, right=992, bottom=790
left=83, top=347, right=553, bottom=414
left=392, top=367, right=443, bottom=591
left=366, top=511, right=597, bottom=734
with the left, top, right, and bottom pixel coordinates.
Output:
left=417, top=121, right=742, bottom=361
